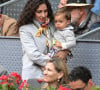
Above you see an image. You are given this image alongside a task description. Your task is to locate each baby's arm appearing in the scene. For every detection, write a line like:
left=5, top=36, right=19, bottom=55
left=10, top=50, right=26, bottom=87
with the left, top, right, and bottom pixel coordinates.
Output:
left=61, top=30, right=76, bottom=50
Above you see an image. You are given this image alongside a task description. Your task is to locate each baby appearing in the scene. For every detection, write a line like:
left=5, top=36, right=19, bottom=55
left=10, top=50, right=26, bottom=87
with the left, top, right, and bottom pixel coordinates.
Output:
left=47, top=7, right=76, bottom=59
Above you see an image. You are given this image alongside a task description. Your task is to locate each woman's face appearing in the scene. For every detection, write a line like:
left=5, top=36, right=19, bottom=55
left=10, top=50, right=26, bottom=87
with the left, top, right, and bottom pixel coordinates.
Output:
left=43, top=62, right=62, bottom=83
left=35, top=3, right=48, bottom=23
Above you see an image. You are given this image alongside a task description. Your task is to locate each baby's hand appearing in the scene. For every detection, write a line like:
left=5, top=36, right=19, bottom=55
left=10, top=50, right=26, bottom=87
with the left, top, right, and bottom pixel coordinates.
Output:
left=46, top=40, right=49, bottom=47
left=55, top=40, right=62, bottom=48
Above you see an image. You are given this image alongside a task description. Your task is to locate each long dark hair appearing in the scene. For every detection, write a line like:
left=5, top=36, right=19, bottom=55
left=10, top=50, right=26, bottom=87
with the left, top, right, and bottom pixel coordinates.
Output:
left=17, top=0, right=53, bottom=31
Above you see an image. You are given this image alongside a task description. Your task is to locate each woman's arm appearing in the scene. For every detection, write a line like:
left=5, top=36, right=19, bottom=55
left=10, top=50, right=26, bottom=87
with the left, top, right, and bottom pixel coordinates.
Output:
left=20, top=26, right=50, bottom=66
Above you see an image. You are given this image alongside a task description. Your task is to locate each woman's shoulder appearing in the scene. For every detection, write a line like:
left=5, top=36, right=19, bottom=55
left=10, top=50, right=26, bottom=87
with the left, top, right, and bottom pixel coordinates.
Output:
left=19, top=24, right=36, bottom=32
left=19, top=24, right=33, bottom=29
left=41, top=83, right=71, bottom=90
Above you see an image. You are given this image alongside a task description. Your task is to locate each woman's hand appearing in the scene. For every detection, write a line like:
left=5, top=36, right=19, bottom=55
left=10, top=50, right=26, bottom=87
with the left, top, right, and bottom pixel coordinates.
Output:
left=54, top=49, right=70, bottom=59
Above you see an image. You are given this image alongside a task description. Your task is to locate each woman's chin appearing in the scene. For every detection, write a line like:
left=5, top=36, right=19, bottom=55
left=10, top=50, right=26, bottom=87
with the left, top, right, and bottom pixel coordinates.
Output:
left=44, top=78, right=49, bottom=82
left=43, top=79, right=48, bottom=82
left=39, top=20, right=45, bottom=23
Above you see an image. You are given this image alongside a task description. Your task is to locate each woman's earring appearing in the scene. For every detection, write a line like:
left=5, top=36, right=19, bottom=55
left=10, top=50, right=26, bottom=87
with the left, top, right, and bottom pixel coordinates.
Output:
left=57, top=79, right=60, bottom=82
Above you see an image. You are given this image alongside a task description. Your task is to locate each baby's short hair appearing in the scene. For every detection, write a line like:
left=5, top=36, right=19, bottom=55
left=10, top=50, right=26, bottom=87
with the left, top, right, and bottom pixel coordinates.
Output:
left=55, top=7, right=71, bottom=20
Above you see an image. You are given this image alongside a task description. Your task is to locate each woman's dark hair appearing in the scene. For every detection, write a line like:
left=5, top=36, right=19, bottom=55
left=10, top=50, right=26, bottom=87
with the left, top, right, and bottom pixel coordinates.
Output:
left=17, top=0, right=53, bottom=31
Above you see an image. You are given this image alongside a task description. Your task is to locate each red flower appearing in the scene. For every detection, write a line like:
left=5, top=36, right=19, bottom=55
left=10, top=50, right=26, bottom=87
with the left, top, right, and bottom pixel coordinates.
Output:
left=10, top=72, right=22, bottom=84
left=9, top=82, right=13, bottom=86
left=17, top=74, right=22, bottom=81
left=58, top=85, right=71, bottom=90
left=19, top=80, right=26, bottom=90
left=10, top=72, right=21, bottom=80
left=19, top=80, right=30, bottom=90
left=0, top=81, right=8, bottom=85
left=0, top=72, right=30, bottom=90
left=0, top=75, right=8, bottom=80
left=10, top=72, right=18, bottom=77
left=37, top=79, right=44, bottom=83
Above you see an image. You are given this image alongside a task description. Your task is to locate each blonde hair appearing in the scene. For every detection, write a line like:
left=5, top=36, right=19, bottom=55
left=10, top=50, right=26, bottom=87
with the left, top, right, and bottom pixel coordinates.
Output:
left=55, top=7, right=71, bottom=20
left=47, top=57, right=69, bottom=85
left=42, top=57, right=69, bottom=89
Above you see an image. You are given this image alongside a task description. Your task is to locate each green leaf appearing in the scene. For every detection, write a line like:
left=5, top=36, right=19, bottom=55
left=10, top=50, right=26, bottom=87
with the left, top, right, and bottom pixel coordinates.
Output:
left=9, top=85, right=16, bottom=90
left=92, top=86, right=100, bottom=90
left=47, top=87, right=56, bottom=90
left=32, top=87, right=40, bottom=90
left=0, top=84, right=2, bottom=89
left=2, top=84, right=8, bottom=90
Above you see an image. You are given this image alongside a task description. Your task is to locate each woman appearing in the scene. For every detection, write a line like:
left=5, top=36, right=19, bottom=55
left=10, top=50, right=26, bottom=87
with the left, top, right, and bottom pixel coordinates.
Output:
left=42, top=57, right=69, bottom=89
left=17, top=0, right=54, bottom=80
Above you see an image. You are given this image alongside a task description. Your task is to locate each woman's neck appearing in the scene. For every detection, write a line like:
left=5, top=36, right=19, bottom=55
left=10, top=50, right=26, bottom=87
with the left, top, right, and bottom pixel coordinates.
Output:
left=48, top=82, right=58, bottom=88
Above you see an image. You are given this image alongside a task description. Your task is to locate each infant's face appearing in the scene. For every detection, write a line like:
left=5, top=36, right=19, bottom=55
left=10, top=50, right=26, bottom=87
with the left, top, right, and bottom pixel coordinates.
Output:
left=54, top=14, right=68, bottom=30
